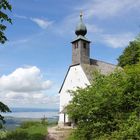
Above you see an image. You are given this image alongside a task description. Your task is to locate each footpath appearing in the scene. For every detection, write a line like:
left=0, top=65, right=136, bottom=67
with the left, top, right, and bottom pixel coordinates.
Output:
left=46, top=126, right=72, bottom=140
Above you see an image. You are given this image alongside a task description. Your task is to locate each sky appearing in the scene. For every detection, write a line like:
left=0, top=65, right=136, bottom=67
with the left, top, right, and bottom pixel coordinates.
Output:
left=0, top=0, right=140, bottom=109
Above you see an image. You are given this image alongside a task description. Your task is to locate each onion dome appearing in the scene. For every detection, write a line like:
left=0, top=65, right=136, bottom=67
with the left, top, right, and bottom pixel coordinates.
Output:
left=75, top=13, right=87, bottom=36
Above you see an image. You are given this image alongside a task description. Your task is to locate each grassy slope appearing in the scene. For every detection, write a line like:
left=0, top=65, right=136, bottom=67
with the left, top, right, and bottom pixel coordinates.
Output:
left=0, top=116, right=58, bottom=140
left=0, top=121, right=48, bottom=140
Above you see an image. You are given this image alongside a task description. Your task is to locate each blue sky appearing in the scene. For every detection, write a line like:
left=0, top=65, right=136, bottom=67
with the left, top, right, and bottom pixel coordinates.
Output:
left=0, top=0, right=140, bottom=109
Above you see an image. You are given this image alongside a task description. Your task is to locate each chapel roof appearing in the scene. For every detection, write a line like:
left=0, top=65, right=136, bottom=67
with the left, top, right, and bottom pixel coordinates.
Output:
left=59, top=13, right=117, bottom=93
left=71, top=35, right=90, bottom=43
left=59, top=60, right=116, bottom=93
left=81, top=59, right=116, bottom=83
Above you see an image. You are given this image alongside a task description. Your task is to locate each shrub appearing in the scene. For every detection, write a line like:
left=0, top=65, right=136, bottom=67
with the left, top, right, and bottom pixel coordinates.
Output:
left=0, top=121, right=47, bottom=140
left=20, top=121, right=40, bottom=129
left=4, top=130, right=29, bottom=140
left=67, top=63, right=140, bottom=140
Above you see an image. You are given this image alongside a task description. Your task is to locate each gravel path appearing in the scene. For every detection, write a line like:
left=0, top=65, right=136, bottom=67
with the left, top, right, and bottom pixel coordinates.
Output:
left=46, top=126, right=72, bottom=140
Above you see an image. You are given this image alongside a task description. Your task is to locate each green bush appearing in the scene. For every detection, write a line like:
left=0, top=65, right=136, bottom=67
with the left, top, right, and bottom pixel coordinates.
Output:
left=28, top=133, right=45, bottom=140
left=67, top=63, right=140, bottom=140
left=20, top=121, right=40, bottom=129
left=0, top=131, right=7, bottom=139
left=5, top=130, right=29, bottom=140
left=0, top=121, right=47, bottom=140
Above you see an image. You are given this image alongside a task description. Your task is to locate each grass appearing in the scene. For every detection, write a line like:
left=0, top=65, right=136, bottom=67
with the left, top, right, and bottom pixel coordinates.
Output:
left=0, top=121, right=48, bottom=140
left=0, top=131, right=7, bottom=139
left=66, top=132, right=75, bottom=140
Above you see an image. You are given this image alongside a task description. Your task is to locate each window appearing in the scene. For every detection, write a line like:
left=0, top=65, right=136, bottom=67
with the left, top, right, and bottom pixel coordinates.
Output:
left=83, top=43, right=86, bottom=49
left=74, top=42, right=78, bottom=49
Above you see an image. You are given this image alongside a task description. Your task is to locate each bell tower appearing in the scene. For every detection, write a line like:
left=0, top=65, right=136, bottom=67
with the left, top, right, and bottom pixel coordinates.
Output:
left=71, top=13, right=91, bottom=65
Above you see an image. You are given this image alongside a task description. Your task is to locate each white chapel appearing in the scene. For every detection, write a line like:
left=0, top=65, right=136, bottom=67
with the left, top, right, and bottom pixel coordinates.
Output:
left=58, top=14, right=116, bottom=126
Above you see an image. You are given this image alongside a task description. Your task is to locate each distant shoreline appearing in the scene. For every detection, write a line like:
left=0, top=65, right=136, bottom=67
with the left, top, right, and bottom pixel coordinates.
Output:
left=10, top=107, right=59, bottom=112
left=2, top=107, right=59, bottom=119
left=4, top=115, right=58, bottom=130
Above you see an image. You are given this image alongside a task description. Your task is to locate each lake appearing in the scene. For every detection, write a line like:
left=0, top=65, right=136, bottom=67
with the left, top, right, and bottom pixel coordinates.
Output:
left=3, top=107, right=59, bottom=119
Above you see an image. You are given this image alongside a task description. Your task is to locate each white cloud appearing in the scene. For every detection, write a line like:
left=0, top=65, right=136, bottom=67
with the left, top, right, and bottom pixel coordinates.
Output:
left=9, top=39, right=29, bottom=45
left=30, top=18, right=53, bottom=29
left=77, top=0, right=140, bottom=19
left=86, top=23, right=103, bottom=33
left=0, top=91, right=59, bottom=108
left=5, top=92, right=30, bottom=100
left=102, top=33, right=135, bottom=48
left=0, top=66, right=52, bottom=92
left=0, top=66, right=59, bottom=108
left=32, top=93, right=45, bottom=99
left=14, top=14, right=28, bottom=19
left=14, top=14, right=53, bottom=29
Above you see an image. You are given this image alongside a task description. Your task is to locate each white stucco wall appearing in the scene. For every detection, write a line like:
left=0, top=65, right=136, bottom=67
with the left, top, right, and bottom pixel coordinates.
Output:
left=59, top=65, right=90, bottom=124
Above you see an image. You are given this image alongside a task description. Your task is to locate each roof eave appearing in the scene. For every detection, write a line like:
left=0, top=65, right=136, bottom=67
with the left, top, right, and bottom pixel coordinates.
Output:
left=71, top=36, right=91, bottom=43
left=58, top=63, right=80, bottom=93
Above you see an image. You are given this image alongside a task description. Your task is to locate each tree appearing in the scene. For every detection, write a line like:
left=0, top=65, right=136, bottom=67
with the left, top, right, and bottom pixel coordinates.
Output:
left=0, top=0, right=12, bottom=129
left=0, top=102, right=11, bottom=129
left=118, top=36, right=140, bottom=67
left=0, top=0, right=12, bottom=44
left=67, top=63, right=140, bottom=140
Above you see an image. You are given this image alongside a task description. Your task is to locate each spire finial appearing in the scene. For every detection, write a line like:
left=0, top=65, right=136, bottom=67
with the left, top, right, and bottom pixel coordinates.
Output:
left=75, top=11, right=87, bottom=36
left=80, top=11, right=83, bottom=21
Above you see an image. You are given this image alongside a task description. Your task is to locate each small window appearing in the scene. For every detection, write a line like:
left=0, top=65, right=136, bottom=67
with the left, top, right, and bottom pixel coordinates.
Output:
left=74, top=42, right=78, bottom=49
left=83, top=43, right=86, bottom=49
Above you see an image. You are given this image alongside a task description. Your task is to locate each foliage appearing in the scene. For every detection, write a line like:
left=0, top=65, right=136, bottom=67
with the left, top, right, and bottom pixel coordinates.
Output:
left=0, top=102, right=11, bottom=129
left=0, top=121, right=47, bottom=140
left=0, top=0, right=12, bottom=129
left=20, top=121, right=41, bottom=129
left=0, top=131, right=7, bottom=139
left=41, top=115, right=48, bottom=126
left=118, top=36, right=140, bottom=67
left=0, top=0, right=12, bottom=44
left=67, top=63, right=140, bottom=140
left=66, top=131, right=75, bottom=140
left=2, top=130, right=29, bottom=140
